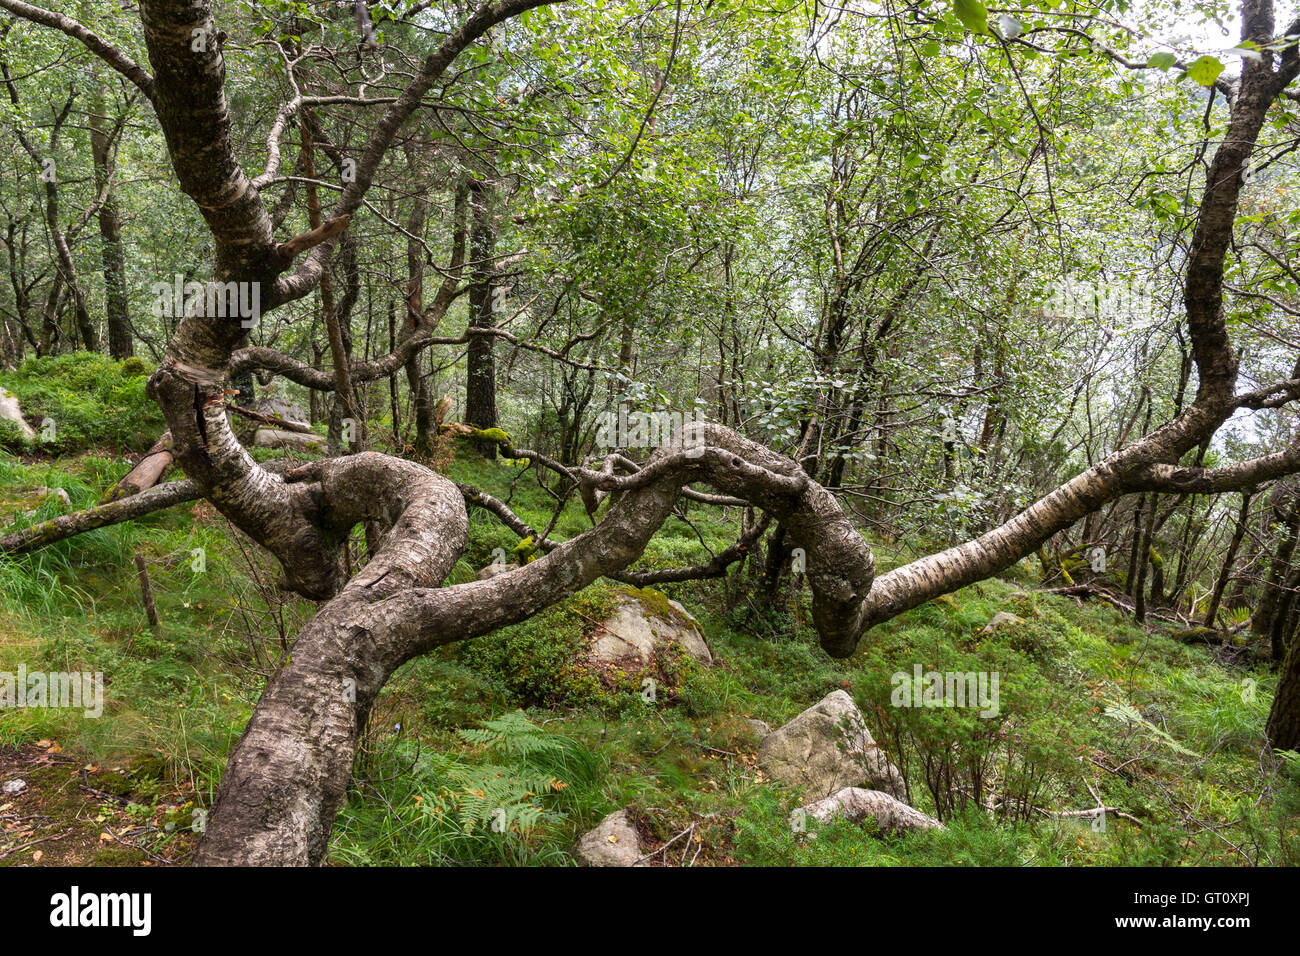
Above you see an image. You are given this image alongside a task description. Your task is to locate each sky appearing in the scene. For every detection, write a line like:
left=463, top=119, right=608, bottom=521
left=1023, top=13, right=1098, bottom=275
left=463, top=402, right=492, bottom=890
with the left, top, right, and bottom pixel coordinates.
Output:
left=1148, top=0, right=1297, bottom=66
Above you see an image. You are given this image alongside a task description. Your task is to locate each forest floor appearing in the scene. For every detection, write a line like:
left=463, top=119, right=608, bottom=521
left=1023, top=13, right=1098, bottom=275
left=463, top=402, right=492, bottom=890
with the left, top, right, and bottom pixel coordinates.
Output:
left=0, top=359, right=1296, bottom=866
left=0, top=740, right=195, bottom=866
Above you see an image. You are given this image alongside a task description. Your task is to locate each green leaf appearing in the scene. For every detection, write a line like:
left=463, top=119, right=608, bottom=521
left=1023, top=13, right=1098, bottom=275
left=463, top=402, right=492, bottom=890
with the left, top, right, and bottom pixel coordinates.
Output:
left=1103, top=701, right=1201, bottom=759
left=952, top=0, right=989, bottom=35
left=994, top=14, right=1023, bottom=40
left=1223, top=46, right=1263, bottom=61
left=922, top=39, right=942, bottom=56
left=1146, top=51, right=1177, bottom=71
left=1186, top=55, right=1224, bottom=87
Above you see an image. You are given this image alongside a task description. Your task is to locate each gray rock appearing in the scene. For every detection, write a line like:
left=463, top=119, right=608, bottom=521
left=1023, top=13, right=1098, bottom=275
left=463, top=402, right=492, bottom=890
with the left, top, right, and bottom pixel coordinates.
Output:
left=794, top=787, right=942, bottom=835
left=246, top=397, right=309, bottom=426
left=590, top=588, right=712, bottom=666
left=758, top=690, right=906, bottom=800
left=3, top=779, right=27, bottom=795
left=253, top=427, right=324, bottom=452
left=576, top=810, right=643, bottom=866
left=0, top=387, right=35, bottom=440
left=233, top=397, right=311, bottom=443
left=981, top=611, right=1024, bottom=634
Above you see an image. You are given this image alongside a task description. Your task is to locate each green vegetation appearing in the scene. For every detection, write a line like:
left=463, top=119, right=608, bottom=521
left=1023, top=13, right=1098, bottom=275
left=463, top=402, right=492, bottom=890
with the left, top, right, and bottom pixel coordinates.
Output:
left=0, top=354, right=163, bottom=454
left=2, top=443, right=1295, bottom=866
left=1, top=0, right=1299, bottom=873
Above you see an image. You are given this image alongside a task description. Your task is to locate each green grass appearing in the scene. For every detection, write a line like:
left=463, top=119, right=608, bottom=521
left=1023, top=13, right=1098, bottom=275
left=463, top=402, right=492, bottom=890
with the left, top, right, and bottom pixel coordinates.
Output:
left=0, top=353, right=163, bottom=454
left=1, top=440, right=1297, bottom=866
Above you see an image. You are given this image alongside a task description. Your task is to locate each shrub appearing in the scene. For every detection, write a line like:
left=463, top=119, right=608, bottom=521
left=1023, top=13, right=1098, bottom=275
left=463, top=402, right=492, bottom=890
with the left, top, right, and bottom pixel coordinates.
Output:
left=0, top=352, right=164, bottom=454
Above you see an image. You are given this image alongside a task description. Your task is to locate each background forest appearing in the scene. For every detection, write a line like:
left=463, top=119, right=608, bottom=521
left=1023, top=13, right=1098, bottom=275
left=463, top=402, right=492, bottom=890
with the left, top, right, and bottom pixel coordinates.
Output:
left=0, top=0, right=1299, bottom=867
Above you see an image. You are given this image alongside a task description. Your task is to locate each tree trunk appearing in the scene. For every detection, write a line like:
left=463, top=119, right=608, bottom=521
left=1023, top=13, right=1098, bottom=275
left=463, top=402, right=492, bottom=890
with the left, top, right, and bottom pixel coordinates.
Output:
left=465, top=178, right=498, bottom=457
left=1203, top=490, right=1254, bottom=627
left=1255, top=488, right=1300, bottom=639
left=90, top=87, right=134, bottom=359
left=402, top=193, right=434, bottom=454
left=1267, top=617, right=1300, bottom=751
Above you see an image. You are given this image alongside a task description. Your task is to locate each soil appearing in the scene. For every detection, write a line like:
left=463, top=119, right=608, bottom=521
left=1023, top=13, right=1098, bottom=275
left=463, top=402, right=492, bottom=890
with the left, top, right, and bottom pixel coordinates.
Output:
left=0, top=740, right=199, bottom=866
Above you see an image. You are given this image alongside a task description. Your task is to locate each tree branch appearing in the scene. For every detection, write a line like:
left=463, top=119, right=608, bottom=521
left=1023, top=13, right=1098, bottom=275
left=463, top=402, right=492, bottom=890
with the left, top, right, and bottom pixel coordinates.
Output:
left=0, top=0, right=156, bottom=103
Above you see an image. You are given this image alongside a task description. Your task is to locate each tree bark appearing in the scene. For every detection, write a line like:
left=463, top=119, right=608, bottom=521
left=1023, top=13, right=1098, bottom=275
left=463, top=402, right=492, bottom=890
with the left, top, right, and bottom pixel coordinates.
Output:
left=90, top=85, right=134, bottom=359
left=465, top=178, right=499, bottom=456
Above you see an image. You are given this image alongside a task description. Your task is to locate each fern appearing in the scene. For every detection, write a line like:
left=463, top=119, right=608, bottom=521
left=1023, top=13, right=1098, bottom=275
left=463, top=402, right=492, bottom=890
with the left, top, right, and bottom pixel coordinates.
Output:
left=1224, top=605, right=1252, bottom=627
left=1103, top=700, right=1201, bottom=759
left=409, top=711, right=602, bottom=836
left=458, top=709, right=567, bottom=759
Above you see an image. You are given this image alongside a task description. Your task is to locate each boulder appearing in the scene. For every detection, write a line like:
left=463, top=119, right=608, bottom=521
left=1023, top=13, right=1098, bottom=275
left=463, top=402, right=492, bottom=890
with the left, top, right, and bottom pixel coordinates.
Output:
left=234, top=397, right=310, bottom=442
left=758, top=690, right=906, bottom=800
left=590, top=588, right=712, bottom=667
left=980, top=611, right=1024, bottom=634
left=0, top=387, right=35, bottom=440
left=576, top=809, right=643, bottom=866
left=253, top=427, right=324, bottom=452
left=794, top=787, right=942, bottom=836
left=246, top=396, right=309, bottom=426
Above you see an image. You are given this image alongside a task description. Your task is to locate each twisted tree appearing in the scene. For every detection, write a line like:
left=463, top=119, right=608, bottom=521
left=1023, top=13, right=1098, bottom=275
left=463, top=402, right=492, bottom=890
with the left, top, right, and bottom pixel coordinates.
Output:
left=3, top=0, right=1300, bottom=864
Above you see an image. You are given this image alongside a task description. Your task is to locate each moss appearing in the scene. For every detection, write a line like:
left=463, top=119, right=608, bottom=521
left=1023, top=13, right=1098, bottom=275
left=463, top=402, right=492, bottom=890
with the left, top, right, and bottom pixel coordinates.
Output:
left=95, top=770, right=134, bottom=798
left=455, top=581, right=701, bottom=710
left=0, top=488, right=61, bottom=515
left=620, top=586, right=694, bottom=628
left=1170, top=627, right=1220, bottom=645
left=511, top=535, right=537, bottom=563
left=0, top=352, right=163, bottom=453
left=469, top=427, right=511, bottom=444
left=92, top=845, right=144, bottom=865
left=118, top=357, right=149, bottom=378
